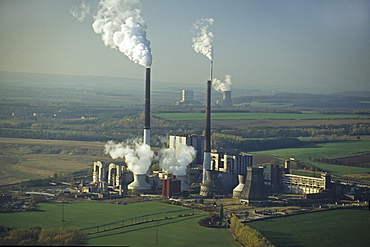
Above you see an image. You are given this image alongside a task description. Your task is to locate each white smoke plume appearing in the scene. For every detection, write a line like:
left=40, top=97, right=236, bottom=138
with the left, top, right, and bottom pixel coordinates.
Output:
left=159, top=143, right=196, bottom=176
left=212, top=75, right=232, bottom=92
left=92, top=0, right=152, bottom=67
left=70, top=1, right=90, bottom=22
left=192, top=18, right=214, bottom=61
left=105, top=140, right=154, bottom=174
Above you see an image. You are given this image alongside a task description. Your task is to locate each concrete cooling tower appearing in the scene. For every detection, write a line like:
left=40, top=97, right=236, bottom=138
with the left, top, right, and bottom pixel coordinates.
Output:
left=128, top=174, right=151, bottom=192
left=222, top=90, right=232, bottom=107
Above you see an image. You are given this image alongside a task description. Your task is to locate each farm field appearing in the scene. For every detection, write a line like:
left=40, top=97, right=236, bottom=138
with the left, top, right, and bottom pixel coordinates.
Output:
left=155, top=112, right=370, bottom=121
left=0, top=138, right=105, bottom=150
left=0, top=154, right=98, bottom=185
left=210, top=118, right=370, bottom=128
left=308, top=162, right=370, bottom=176
left=252, top=141, right=370, bottom=161
left=0, top=201, right=238, bottom=247
left=0, top=138, right=112, bottom=185
left=247, top=207, right=370, bottom=247
left=252, top=141, right=370, bottom=176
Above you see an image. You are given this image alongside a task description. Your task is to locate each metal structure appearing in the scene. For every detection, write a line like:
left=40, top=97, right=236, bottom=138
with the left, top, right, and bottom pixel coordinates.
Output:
left=283, top=173, right=331, bottom=194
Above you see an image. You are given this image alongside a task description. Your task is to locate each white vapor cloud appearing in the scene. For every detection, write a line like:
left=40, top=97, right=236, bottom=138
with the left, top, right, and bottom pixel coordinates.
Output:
left=159, top=143, right=195, bottom=176
left=105, top=140, right=154, bottom=175
left=212, top=75, right=232, bottom=92
left=192, top=18, right=214, bottom=61
left=70, top=1, right=90, bottom=22
left=92, top=0, right=152, bottom=67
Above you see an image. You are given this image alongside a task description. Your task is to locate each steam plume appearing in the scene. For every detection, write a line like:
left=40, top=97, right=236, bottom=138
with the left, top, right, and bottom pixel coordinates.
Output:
left=92, top=0, right=152, bottom=67
left=105, top=140, right=154, bottom=174
left=159, top=143, right=195, bottom=176
left=212, top=75, right=232, bottom=92
left=70, top=1, right=90, bottom=22
left=192, top=18, right=214, bottom=61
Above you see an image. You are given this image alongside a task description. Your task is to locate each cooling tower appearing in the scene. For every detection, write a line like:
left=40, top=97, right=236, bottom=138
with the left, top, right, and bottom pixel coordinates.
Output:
left=143, top=67, right=150, bottom=146
left=200, top=170, right=223, bottom=197
left=222, top=90, right=232, bottom=107
left=240, top=167, right=268, bottom=204
left=202, top=80, right=211, bottom=182
left=128, top=174, right=151, bottom=192
left=233, top=174, right=245, bottom=198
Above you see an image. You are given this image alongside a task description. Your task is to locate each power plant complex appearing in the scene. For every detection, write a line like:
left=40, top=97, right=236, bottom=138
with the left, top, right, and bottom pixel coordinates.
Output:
left=87, top=69, right=369, bottom=206
left=85, top=0, right=369, bottom=206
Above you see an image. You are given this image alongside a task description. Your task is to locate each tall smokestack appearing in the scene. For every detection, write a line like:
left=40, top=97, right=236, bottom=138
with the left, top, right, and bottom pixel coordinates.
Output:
left=144, top=67, right=150, bottom=146
left=202, top=80, right=211, bottom=182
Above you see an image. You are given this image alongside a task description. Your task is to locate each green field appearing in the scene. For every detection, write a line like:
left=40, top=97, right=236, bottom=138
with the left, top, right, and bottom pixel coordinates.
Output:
left=253, top=141, right=370, bottom=175
left=308, top=162, right=370, bottom=176
left=0, top=201, right=238, bottom=247
left=247, top=207, right=370, bottom=247
left=155, top=112, right=370, bottom=120
left=253, top=141, right=370, bottom=160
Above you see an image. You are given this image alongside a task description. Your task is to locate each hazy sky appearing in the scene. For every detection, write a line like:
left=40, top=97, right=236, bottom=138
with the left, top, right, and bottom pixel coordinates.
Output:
left=1, top=0, right=369, bottom=93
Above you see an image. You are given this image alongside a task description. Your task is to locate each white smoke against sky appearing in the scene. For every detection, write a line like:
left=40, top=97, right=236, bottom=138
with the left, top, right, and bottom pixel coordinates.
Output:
left=212, top=75, right=232, bottom=92
left=70, top=1, right=90, bottom=22
left=192, top=18, right=214, bottom=61
left=159, top=143, right=196, bottom=176
left=105, top=140, right=154, bottom=174
left=92, top=0, right=152, bottom=67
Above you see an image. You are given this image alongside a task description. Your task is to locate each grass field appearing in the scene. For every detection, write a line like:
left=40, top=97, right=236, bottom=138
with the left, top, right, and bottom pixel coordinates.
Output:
left=253, top=141, right=370, bottom=160
left=0, top=153, right=103, bottom=185
left=0, top=138, right=112, bottom=185
left=247, top=207, right=370, bottom=247
left=252, top=141, right=370, bottom=176
left=155, top=112, right=370, bottom=121
left=0, top=201, right=238, bottom=247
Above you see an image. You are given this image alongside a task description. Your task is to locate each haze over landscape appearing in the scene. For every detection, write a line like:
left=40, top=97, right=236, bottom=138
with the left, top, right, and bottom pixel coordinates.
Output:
left=1, top=0, right=369, bottom=94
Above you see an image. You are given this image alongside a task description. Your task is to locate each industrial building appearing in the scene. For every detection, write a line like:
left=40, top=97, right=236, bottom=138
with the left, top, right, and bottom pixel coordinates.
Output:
left=176, top=89, right=201, bottom=106
left=169, top=134, right=204, bottom=168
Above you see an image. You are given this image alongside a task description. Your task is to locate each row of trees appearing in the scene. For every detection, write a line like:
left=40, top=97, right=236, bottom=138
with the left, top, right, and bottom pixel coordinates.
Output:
left=230, top=216, right=275, bottom=247
left=0, top=226, right=87, bottom=246
left=309, top=157, right=370, bottom=168
left=212, top=133, right=305, bottom=152
left=219, top=123, right=370, bottom=138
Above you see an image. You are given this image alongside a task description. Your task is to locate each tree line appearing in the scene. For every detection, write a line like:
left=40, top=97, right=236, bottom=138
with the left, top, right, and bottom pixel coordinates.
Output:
left=0, top=226, right=87, bottom=246
left=230, top=215, right=275, bottom=247
left=212, top=133, right=305, bottom=152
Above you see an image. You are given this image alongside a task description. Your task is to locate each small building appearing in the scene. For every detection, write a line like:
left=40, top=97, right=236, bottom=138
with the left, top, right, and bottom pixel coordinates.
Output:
left=162, top=178, right=182, bottom=198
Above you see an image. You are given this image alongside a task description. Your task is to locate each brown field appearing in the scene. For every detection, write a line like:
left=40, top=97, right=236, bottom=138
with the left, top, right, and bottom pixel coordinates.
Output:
left=250, top=154, right=282, bottom=166
left=188, top=118, right=370, bottom=128
left=0, top=138, right=105, bottom=150
left=0, top=138, right=163, bottom=186
left=0, top=138, right=114, bottom=186
left=335, top=152, right=370, bottom=166
left=0, top=154, right=99, bottom=185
